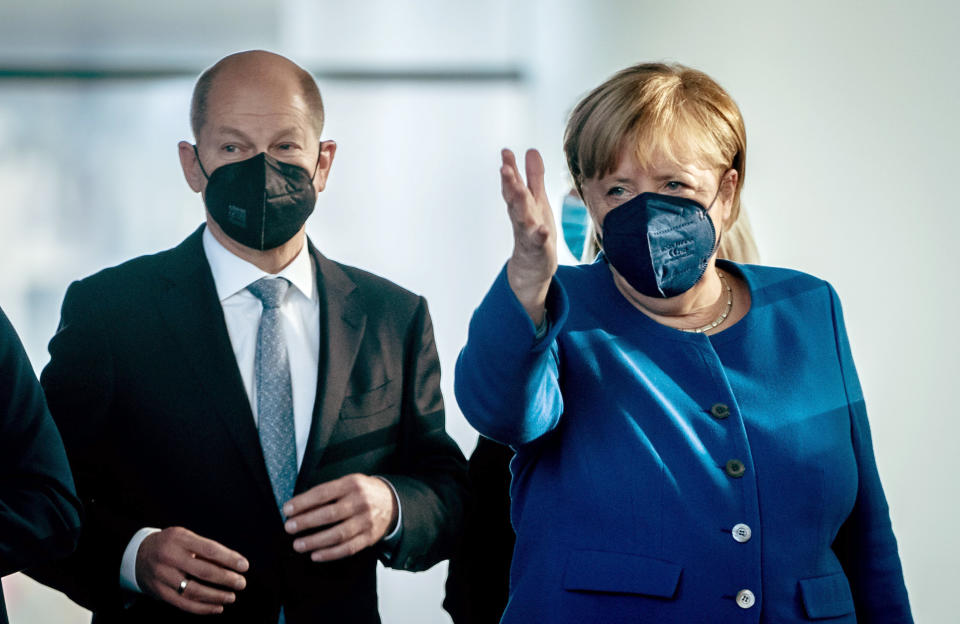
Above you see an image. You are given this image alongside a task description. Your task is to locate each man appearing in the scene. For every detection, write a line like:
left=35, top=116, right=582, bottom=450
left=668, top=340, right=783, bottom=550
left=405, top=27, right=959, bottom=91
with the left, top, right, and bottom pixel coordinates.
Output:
left=0, top=306, right=82, bottom=624
left=34, top=50, right=466, bottom=623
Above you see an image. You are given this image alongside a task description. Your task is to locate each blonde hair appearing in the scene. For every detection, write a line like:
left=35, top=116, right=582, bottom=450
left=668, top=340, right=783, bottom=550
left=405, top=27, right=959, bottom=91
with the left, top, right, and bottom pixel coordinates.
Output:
left=564, top=62, right=749, bottom=232
left=717, top=210, right=760, bottom=264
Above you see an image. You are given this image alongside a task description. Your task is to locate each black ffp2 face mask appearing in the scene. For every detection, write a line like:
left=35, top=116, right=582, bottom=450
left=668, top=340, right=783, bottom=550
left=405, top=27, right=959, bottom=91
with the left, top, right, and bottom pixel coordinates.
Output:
left=196, top=148, right=318, bottom=251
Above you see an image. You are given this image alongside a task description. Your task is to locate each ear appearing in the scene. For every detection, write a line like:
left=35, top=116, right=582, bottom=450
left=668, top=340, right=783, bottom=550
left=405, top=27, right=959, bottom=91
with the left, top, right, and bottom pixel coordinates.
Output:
left=718, top=168, right=739, bottom=226
left=313, top=140, right=337, bottom=193
left=178, top=141, right=207, bottom=193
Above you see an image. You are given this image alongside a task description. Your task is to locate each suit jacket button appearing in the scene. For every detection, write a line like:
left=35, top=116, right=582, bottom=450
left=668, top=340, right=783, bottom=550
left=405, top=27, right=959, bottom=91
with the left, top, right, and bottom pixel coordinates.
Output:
left=731, top=523, right=752, bottom=543
left=725, top=459, right=746, bottom=478
left=710, top=403, right=730, bottom=419
left=736, top=589, right=756, bottom=609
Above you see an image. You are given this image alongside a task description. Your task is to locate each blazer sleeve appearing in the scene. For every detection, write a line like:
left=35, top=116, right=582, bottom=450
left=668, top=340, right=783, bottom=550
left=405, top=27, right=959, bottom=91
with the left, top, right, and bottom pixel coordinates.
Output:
left=0, top=307, right=81, bottom=577
left=29, top=279, right=142, bottom=611
left=376, top=296, right=468, bottom=572
left=454, top=264, right=570, bottom=447
left=827, top=285, right=913, bottom=622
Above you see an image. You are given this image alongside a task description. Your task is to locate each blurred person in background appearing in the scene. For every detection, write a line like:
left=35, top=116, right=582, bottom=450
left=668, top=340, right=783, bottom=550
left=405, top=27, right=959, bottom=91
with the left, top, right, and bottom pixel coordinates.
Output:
left=444, top=187, right=760, bottom=624
left=29, top=50, right=466, bottom=624
left=455, top=62, right=911, bottom=622
left=0, top=306, right=81, bottom=624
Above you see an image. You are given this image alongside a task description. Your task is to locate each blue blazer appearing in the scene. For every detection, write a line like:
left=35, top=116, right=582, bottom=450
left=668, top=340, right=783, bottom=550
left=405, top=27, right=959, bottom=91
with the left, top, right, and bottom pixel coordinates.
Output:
left=456, top=259, right=912, bottom=623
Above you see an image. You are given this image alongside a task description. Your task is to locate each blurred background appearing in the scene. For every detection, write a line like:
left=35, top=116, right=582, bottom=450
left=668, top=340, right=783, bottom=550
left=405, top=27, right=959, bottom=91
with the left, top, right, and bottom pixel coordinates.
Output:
left=0, top=0, right=957, bottom=622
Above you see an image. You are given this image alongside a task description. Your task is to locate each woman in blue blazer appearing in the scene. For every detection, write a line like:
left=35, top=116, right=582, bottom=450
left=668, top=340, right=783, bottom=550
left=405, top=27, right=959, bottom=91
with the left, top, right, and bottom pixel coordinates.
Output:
left=455, top=63, right=912, bottom=623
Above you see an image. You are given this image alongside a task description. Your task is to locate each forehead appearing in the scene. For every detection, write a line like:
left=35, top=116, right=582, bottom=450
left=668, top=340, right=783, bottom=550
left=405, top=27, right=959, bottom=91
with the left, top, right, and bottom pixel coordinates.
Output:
left=602, top=142, right=719, bottom=181
left=203, top=70, right=314, bottom=139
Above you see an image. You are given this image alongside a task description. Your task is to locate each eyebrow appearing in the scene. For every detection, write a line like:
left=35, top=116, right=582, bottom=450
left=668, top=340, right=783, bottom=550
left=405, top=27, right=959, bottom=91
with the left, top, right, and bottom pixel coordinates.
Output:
left=609, top=171, right=694, bottom=184
left=213, top=126, right=253, bottom=142
left=652, top=172, right=694, bottom=181
left=211, top=126, right=304, bottom=143
left=268, top=127, right=304, bottom=142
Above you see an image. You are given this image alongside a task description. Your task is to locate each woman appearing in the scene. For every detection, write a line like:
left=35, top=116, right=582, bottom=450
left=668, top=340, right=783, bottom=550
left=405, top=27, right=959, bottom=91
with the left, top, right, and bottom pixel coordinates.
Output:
left=455, top=63, right=912, bottom=622
left=446, top=194, right=762, bottom=624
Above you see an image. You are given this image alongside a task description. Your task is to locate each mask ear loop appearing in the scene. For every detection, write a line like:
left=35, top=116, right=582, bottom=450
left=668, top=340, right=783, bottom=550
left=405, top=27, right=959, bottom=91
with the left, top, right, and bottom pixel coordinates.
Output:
left=308, top=142, right=322, bottom=182
left=192, top=145, right=211, bottom=180
left=704, top=179, right=727, bottom=256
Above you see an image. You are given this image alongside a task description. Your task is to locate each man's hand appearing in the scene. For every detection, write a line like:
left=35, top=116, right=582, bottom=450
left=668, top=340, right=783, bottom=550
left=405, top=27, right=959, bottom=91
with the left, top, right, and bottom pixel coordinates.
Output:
left=502, top=148, right=558, bottom=326
left=283, top=474, right=399, bottom=562
left=136, top=527, right=248, bottom=615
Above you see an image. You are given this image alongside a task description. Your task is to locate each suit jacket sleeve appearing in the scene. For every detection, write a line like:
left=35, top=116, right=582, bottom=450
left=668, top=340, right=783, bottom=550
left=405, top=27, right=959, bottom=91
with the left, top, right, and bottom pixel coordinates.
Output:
left=455, top=264, right=570, bottom=447
left=443, top=436, right=516, bottom=624
left=0, top=306, right=81, bottom=577
left=29, top=279, right=141, bottom=611
left=376, top=296, right=468, bottom=572
left=827, top=285, right=913, bottom=622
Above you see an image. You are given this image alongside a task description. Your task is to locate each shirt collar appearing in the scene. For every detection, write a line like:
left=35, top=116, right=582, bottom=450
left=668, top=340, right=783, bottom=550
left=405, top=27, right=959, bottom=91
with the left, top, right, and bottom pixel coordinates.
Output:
left=202, top=226, right=316, bottom=303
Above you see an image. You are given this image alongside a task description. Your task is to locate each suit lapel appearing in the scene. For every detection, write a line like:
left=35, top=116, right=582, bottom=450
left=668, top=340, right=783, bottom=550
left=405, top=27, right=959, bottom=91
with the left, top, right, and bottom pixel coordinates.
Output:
left=295, top=242, right=366, bottom=492
left=154, top=226, right=277, bottom=508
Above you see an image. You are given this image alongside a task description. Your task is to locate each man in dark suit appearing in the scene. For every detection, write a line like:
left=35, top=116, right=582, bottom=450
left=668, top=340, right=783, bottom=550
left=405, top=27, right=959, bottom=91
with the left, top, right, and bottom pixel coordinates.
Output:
left=33, top=50, right=466, bottom=623
left=0, top=306, right=82, bottom=624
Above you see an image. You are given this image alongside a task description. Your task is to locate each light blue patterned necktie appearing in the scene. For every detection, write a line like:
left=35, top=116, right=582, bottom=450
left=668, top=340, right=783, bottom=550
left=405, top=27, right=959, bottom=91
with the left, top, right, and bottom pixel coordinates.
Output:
left=247, top=277, right=298, bottom=513
left=248, top=277, right=296, bottom=624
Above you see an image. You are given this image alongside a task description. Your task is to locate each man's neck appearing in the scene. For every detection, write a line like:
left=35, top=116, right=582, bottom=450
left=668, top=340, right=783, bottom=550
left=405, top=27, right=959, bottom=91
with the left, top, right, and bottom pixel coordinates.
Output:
left=205, top=217, right=306, bottom=274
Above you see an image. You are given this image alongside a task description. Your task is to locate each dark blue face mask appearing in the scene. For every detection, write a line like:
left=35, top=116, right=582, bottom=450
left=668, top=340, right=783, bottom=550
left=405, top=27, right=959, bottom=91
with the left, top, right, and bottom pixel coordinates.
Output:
left=601, top=191, right=720, bottom=298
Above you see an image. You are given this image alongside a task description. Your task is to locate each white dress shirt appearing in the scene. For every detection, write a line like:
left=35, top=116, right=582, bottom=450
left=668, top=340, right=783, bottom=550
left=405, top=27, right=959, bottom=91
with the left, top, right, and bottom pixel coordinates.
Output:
left=119, top=228, right=399, bottom=593
left=202, top=225, right=320, bottom=466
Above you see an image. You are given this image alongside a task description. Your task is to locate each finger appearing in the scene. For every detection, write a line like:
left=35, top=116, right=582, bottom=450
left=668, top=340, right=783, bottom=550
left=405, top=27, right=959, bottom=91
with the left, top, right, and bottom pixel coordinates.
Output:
left=293, top=516, right=368, bottom=554
left=154, top=582, right=228, bottom=615
left=181, top=552, right=247, bottom=591
left=500, top=166, right=527, bottom=209
left=501, top=170, right=537, bottom=230
left=500, top=163, right=518, bottom=202
left=284, top=476, right=353, bottom=517
left=501, top=148, right=520, bottom=178
left=179, top=533, right=248, bottom=573
left=500, top=149, right=531, bottom=205
left=153, top=565, right=236, bottom=608
left=285, top=498, right=355, bottom=534
left=310, top=533, right=370, bottom=563
left=180, top=579, right=237, bottom=606
left=525, top=149, right=547, bottom=199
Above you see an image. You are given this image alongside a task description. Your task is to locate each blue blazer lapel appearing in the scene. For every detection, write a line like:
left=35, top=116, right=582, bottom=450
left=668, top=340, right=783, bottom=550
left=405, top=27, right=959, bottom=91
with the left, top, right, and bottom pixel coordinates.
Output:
left=295, top=241, right=366, bottom=492
left=154, top=226, right=278, bottom=511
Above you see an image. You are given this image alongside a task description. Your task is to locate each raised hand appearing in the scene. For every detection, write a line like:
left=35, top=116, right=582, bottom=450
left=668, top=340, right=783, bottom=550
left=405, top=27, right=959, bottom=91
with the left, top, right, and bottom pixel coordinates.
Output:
left=501, top=148, right=557, bottom=326
left=136, top=527, right=248, bottom=615
left=282, top=474, right=398, bottom=562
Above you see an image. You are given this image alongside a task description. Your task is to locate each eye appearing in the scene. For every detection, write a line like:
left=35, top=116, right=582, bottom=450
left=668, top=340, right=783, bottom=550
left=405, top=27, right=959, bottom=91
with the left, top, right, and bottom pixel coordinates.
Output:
left=606, top=186, right=627, bottom=197
left=664, top=180, right=686, bottom=192
left=222, top=144, right=238, bottom=154
left=276, top=143, right=294, bottom=151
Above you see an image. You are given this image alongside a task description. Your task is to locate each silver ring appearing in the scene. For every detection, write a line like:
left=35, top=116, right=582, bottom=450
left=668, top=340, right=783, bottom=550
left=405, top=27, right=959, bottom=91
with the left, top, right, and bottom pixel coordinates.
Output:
left=177, top=579, right=189, bottom=595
